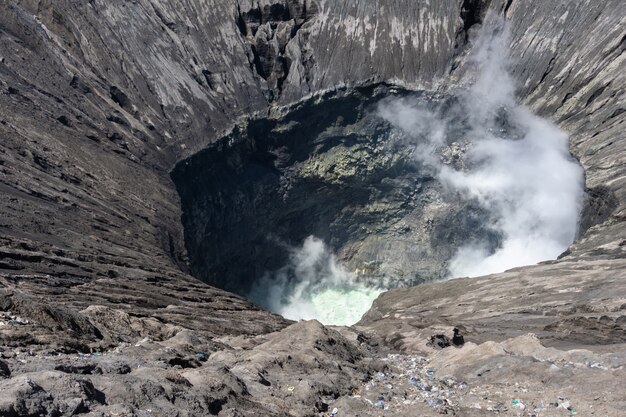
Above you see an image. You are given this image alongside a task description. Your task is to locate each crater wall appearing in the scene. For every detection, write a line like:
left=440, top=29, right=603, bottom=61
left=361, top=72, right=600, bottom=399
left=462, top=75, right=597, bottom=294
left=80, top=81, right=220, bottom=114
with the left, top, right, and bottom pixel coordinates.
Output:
left=0, top=0, right=623, bottom=343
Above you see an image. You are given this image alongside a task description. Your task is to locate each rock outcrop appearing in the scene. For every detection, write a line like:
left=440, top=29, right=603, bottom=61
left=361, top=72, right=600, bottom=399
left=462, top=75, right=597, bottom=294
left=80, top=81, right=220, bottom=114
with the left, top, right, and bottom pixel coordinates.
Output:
left=0, top=0, right=624, bottom=415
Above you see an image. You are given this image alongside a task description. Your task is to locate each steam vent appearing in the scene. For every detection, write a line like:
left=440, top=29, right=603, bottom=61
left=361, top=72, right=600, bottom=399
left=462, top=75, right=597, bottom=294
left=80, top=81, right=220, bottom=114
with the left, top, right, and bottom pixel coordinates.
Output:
left=0, top=0, right=624, bottom=415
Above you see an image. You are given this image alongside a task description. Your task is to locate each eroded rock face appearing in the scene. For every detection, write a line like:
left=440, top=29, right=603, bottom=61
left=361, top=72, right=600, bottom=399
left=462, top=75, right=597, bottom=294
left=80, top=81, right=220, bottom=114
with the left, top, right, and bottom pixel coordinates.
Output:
left=0, top=0, right=624, bottom=415
left=0, top=320, right=377, bottom=416
left=236, top=0, right=319, bottom=100
left=172, top=86, right=501, bottom=295
left=0, top=0, right=622, bottom=326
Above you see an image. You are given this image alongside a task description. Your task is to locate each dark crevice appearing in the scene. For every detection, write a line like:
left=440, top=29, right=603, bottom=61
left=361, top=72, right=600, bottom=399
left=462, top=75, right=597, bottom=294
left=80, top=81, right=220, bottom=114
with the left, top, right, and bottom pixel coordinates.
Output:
left=275, top=56, right=291, bottom=94
left=538, top=55, right=556, bottom=85
left=250, top=45, right=268, bottom=80
left=168, top=357, right=201, bottom=369
left=609, top=108, right=624, bottom=120
left=459, top=0, right=491, bottom=42
left=503, top=0, right=514, bottom=16
left=208, top=398, right=227, bottom=415
left=585, top=82, right=610, bottom=107
left=578, top=186, right=619, bottom=238
left=56, top=115, right=71, bottom=127
left=236, top=1, right=318, bottom=100
left=202, top=70, right=215, bottom=90
left=560, top=92, right=573, bottom=107
left=109, top=86, right=132, bottom=112
left=152, top=5, right=177, bottom=31
left=236, top=5, right=248, bottom=37
left=461, top=0, right=486, bottom=33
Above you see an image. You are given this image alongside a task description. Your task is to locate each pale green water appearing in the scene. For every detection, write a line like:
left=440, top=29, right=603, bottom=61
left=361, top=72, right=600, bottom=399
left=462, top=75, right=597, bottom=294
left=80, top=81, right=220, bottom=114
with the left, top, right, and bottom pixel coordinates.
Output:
left=278, top=284, right=383, bottom=326
left=309, top=286, right=383, bottom=326
left=250, top=236, right=385, bottom=326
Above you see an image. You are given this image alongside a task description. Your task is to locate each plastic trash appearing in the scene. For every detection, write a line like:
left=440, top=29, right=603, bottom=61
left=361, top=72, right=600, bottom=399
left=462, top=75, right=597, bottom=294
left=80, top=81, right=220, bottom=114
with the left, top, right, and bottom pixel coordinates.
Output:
left=512, top=399, right=526, bottom=410
left=529, top=403, right=543, bottom=416
left=375, top=395, right=385, bottom=409
left=427, top=398, right=444, bottom=407
left=329, top=407, right=339, bottom=416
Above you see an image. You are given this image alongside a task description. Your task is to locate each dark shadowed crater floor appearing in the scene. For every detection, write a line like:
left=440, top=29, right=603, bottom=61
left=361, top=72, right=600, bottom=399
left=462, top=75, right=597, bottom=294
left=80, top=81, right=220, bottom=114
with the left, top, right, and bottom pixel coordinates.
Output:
left=172, top=85, right=502, bottom=297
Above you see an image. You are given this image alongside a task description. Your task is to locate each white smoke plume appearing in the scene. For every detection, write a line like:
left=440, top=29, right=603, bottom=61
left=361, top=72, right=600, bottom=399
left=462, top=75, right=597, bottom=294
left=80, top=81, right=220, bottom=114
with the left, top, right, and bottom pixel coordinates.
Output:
left=250, top=20, right=584, bottom=325
left=248, top=236, right=382, bottom=325
left=379, top=20, right=584, bottom=278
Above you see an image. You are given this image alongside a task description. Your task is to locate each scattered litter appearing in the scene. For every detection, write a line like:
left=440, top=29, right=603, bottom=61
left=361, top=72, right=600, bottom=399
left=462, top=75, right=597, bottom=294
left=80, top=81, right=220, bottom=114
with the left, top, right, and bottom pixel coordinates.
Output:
left=374, top=397, right=385, bottom=409
left=287, top=386, right=295, bottom=392
left=328, top=407, right=339, bottom=416
left=343, top=354, right=463, bottom=414
left=493, top=401, right=507, bottom=412
left=327, top=352, right=595, bottom=417
left=588, top=362, right=607, bottom=370
left=0, top=312, right=30, bottom=326
left=557, top=397, right=576, bottom=415
left=427, top=398, right=444, bottom=407
left=512, top=399, right=526, bottom=410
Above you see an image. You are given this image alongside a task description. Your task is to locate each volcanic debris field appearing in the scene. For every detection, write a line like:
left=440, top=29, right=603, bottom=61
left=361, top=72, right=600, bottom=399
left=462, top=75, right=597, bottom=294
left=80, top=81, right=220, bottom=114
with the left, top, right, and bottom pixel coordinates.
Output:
left=0, top=0, right=625, bottom=416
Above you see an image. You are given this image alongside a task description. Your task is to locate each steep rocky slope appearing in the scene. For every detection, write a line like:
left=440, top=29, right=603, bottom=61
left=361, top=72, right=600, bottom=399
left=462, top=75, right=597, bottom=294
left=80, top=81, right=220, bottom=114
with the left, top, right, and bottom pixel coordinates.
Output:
left=171, top=85, right=503, bottom=296
left=0, top=0, right=624, bottom=415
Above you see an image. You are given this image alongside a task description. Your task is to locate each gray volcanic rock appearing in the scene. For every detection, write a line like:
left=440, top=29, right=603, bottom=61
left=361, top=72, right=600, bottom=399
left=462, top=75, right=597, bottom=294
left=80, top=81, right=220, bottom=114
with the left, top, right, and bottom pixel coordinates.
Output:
left=328, top=334, right=626, bottom=416
left=0, top=0, right=623, bottom=330
left=358, top=257, right=626, bottom=350
left=172, top=86, right=500, bottom=295
left=0, top=376, right=59, bottom=417
left=0, top=359, right=9, bottom=378
left=0, top=0, right=624, bottom=415
left=0, top=320, right=375, bottom=416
